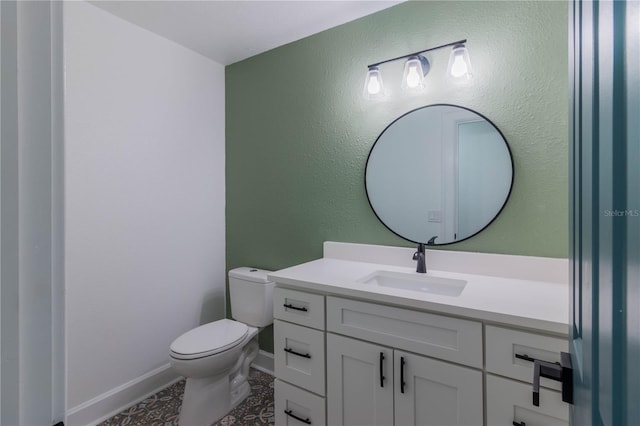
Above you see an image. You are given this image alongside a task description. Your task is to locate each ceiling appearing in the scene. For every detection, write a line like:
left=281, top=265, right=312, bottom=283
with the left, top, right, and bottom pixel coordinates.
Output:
left=89, top=1, right=403, bottom=65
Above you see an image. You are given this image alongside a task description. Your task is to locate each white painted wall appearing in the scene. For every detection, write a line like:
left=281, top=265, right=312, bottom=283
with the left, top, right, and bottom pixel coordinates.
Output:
left=64, top=2, right=226, bottom=422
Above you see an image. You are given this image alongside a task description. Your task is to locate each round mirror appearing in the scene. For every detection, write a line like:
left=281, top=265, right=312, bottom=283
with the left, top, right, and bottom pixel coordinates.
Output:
left=365, top=104, right=514, bottom=245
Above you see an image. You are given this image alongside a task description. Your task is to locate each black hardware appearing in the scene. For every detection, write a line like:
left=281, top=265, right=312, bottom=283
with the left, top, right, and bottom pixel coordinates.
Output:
left=512, top=422, right=526, bottom=426
left=379, top=352, right=385, bottom=387
left=283, top=303, right=308, bottom=312
left=53, top=423, right=65, bottom=426
left=413, top=243, right=426, bottom=273
left=515, top=353, right=559, bottom=365
left=367, top=39, right=467, bottom=68
left=285, top=409, right=311, bottom=425
left=427, top=236, right=438, bottom=245
left=284, top=347, right=311, bottom=359
left=532, top=352, right=573, bottom=407
left=400, top=356, right=406, bottom=394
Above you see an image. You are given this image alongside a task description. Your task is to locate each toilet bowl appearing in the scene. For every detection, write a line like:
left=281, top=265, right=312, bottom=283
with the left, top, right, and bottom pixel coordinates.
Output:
left=169, top=267, right=274, bottom=426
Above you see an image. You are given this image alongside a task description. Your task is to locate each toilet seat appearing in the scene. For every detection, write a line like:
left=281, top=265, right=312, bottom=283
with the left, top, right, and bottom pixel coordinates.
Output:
left=170, top=319, right=249, bottom=360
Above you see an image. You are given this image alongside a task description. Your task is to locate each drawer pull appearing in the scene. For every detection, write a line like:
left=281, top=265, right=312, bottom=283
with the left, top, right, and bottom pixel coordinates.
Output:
left=379, top=352, right=385, bottom=388
left=283, top=303, right=308, bottom=312
left=284, top=347, right=311, bottom=359
left=284, top=409, right=311, bottom=425
left=512, top=422, right=526, bottom=426
left=515, top=353, right=559, bottom=365
left=400, top=356, right=406, bottom=394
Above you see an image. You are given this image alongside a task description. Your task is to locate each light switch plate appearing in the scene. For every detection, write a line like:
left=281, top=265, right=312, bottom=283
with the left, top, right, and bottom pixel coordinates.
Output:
left=428, top=210, right=442, bottom=223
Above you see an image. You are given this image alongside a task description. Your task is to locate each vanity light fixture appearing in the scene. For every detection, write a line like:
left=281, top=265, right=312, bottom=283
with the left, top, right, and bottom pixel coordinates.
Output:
left=363, top=39, right=470, bottom=99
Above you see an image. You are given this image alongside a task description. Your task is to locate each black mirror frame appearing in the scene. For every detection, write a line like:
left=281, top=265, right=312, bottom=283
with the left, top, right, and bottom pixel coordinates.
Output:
left=364, top=103, right=515, bottom=246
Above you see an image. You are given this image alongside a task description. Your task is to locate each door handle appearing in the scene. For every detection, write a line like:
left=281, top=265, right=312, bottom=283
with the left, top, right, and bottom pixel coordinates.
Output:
left=379, top=352, right=386, bottom=387
left=400, top=356, right=406, bottom=394
left=532, top=351, right=573, bottom=406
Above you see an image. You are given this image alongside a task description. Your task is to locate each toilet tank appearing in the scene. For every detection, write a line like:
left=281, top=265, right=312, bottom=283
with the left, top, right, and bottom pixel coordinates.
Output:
left=228, top=267, right=275, bottom=327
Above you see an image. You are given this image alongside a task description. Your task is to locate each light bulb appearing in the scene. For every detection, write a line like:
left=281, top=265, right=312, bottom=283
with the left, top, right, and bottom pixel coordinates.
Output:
left=367, top=75, right=381, bottom=94
left=363, top=66, right=386, bottom=100
left=401, top=56, right=429, bottom=91
left=447, top=44, right=473, bottom=80
left=450, top=54, right=467, bottom=78
left=406, top=65, right=421, bottom=88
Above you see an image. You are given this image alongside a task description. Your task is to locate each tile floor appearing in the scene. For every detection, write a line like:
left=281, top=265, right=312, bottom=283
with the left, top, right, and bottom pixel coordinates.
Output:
left=98, top=369, right=274, bottom=426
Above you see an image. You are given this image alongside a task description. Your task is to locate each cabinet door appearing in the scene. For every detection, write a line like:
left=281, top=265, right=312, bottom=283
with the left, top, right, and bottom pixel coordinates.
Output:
left=326, top=333, right=393, bottom=426
left=486, top=374, right=569, bottom=426
left=274, top=320, right=325, bottom=395
left=274, top=379, right=326, bottom=426
left=394, top=351, right=483, bottom=426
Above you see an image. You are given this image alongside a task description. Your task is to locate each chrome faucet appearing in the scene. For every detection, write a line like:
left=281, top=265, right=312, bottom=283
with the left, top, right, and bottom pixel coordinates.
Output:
left=413, top=243, right=426, bottom=273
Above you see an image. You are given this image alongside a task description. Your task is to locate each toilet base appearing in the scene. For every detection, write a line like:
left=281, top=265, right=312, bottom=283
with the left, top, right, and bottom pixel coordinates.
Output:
left=178, top=337, right=259, bottom=426
left=179, top=374, right=230, bottom=426
left=229, top=373, right=251, bottom=409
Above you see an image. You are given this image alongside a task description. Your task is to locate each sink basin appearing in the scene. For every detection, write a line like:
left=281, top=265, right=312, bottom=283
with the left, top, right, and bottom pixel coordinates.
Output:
left=357, top=271, right=467, bottom=297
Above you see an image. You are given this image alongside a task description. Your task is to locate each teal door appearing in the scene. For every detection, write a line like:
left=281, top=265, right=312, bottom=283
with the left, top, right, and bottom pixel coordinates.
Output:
left=569, top=1, right=640, bottom=424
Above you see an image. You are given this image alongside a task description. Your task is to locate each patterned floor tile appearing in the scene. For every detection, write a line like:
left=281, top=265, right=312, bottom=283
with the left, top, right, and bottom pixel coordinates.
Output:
left=99, top=369, right=274, bottom=426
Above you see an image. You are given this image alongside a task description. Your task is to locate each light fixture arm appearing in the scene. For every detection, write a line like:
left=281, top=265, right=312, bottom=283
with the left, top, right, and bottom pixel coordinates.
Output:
left=367, top=39, right=467, bottom=69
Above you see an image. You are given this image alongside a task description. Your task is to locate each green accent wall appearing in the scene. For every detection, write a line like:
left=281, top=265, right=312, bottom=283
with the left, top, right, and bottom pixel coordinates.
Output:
left=226, top=1, right=568, bottom=352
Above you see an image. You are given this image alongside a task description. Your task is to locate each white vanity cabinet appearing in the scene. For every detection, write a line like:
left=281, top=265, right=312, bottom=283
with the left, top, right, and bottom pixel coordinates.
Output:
left=269, top=242, right=570, bottom=426
left=272, top=285, right=569, bottom=426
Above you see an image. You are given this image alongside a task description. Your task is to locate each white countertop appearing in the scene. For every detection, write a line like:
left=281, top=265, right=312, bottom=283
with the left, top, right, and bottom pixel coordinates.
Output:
left=268, top=255, right=570, bottom=336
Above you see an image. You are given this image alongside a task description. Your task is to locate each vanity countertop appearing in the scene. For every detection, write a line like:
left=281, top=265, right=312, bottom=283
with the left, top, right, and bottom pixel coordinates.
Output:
left=268, top=255, right=569, bottom=336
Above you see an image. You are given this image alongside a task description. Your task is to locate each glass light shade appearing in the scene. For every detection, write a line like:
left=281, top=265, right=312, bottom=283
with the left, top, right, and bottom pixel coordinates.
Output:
left=401, top=56, right=429, bottom=91
left=363, top=67, right=386, bottom=99
left=447, top=44, right=473, bottom=79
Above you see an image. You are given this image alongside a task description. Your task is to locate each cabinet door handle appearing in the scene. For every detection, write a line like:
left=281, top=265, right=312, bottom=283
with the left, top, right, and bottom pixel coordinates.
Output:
left=284, top=409, right=311, bottom=424
left=283, top=303, right=308, bottom=312
left=512, top=422, right=526, bottom=426
left=284, top=347, right=311, bottom=359
left=400, top=356, right=406, bottom=394
left=379, top=352, right=385, bottom=387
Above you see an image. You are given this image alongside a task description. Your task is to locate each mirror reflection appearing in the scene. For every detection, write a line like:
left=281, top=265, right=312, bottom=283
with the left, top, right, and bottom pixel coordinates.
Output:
left=365, top=104, right=513, bottom=245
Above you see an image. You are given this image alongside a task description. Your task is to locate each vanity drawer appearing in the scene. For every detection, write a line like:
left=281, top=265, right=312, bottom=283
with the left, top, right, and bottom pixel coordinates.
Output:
left=326, top=296, right=483, bottom=368
left=275, top=379, right=326, bottom=426
left=486, top=374, right=569, bottom=426
left=274, top=320, right=325, bottom=395
left=485, top=325, right=568, bottom=391
left=273, top=287, right=325, bottom=330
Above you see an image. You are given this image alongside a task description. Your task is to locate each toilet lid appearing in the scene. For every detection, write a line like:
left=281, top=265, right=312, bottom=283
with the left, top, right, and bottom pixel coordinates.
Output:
left=170, top=319, right=248, bottom=359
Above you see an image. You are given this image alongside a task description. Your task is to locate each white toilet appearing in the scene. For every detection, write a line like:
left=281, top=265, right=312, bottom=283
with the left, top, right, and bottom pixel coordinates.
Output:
left=169, top=267, right=274, bottom=426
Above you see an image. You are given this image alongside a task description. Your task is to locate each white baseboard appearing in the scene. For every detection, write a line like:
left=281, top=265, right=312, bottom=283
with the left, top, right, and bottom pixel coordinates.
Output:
left=252, top=349, right=274, bottom=375
left=66, top=352, right=273, bottom=426
left=66, top=363, right=181, bottom=426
